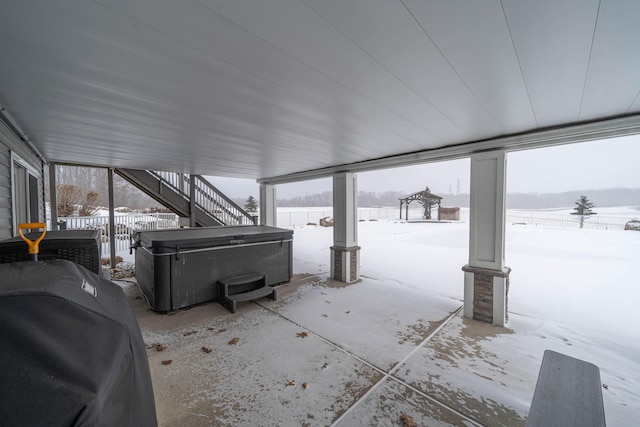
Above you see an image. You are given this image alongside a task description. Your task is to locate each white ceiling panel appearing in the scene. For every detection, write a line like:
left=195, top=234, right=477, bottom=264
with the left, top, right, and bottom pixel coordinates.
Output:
left=197, top=0, right=467, bottom=142
left=579, top=0, right=640, bottom=119
left=402, top=0, right=537, bottom=133
left=501, top=0, right=600, bottom=126
left=1, top=0, right=639, bottom=181
left=301, top=0, right=501, bottom=139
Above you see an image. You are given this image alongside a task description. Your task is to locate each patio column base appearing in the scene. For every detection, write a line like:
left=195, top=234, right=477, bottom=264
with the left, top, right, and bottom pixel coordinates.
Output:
left=330, top=246, right=360, bottom=283
left=462, top=264, right=511, bottom=326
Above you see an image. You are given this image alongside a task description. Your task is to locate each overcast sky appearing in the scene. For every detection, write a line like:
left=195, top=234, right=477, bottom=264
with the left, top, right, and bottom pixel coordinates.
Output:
left=209, top=135, right=640, bottom=200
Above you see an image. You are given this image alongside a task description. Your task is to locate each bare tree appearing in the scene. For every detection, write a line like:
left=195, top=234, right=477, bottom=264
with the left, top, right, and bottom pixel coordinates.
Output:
left=53, top=165, right=159, bottom=210
left=79, top=191, right=101, bottom=216
left=56, top=184, right=84, bottom=217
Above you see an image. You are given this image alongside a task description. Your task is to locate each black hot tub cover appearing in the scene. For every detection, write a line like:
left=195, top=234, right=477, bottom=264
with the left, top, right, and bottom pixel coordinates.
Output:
left=0, top=259, right=157, bottom=426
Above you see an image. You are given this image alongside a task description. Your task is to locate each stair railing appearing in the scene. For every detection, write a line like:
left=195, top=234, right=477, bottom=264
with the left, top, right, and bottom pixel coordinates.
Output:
left=149, top=171, right=256, bottom=226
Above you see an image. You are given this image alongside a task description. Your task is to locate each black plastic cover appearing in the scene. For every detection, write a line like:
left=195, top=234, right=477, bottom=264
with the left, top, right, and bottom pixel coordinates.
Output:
left=133, top=225, right=293, bottom=254
left=133, top=226, right=293, bottom=312
left=0, top=260, right=157, bottom=426
left=0, top=230, right=102, bottom=274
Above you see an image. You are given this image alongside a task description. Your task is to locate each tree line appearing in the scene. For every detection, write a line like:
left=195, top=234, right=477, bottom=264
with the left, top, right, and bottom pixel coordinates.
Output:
left=233, top=187, right=639, bottom=209
left=49, top=165, right=639, bottom=215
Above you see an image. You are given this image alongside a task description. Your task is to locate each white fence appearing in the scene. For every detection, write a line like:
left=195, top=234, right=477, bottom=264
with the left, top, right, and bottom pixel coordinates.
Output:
left=58, top=213, right=180, bottom=258
left=505, top=210, right=631, bottom=230
left=277, top=207, right=401, bottom=226
left=58, top=208, right=634, bottom=261
left=276, top=206, right=633, bottom=230
left=277, top=207, right=467, bottom=225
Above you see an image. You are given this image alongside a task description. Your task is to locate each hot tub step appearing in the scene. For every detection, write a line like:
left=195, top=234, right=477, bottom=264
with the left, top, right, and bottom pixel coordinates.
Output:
left=217, top=273, right=277, bottom=313
left=228, top=286, right=276, bottom=303
left=221, top=272, right=265, bottom=288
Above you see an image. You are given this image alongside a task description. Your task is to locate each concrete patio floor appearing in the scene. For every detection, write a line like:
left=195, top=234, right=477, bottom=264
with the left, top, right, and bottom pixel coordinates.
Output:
left=119, top=273, right=543, bottom=427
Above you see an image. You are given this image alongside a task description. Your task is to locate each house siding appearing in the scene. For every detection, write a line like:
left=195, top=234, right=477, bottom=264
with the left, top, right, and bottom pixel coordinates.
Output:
left=0, top=143, right=12, bottom=241
left=0, top=117, right=45, bottom=240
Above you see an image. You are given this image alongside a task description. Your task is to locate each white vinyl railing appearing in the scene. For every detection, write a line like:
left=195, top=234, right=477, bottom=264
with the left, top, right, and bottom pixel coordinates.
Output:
left=149, top=171, right=256, bottom=225
left=58, top=213, right=179, bottom=258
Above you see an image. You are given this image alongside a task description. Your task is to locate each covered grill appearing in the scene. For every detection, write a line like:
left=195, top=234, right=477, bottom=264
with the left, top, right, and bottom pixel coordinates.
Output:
left=0, top=259, right=157, bottom=426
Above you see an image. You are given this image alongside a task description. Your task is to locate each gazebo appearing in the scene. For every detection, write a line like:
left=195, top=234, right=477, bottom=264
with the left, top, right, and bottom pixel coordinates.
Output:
left=399, top=187, right=442, bottom=220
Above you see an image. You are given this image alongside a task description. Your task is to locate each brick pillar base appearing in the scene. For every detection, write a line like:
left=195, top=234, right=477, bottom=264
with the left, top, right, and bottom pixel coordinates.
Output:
left=462, top=265, right=511, bottom=326
left=330, top=246, right=360, bottom=283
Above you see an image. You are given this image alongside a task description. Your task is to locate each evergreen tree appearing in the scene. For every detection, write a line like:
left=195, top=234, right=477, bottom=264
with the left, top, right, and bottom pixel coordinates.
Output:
left=570, top=195, right=596, bottom=229
left=244, top=195, right=258, bottom=213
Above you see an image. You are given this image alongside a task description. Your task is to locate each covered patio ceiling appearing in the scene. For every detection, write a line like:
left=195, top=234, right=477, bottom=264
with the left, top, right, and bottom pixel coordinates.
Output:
left=1, top=0, right=640, bottom=183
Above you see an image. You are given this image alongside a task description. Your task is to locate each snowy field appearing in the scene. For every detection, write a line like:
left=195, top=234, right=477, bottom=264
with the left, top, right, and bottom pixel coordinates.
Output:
left=289, top=219, right=639, bottom=426
left=277, top=205, right=639, bottom=229
left=82, top=204, right=638, bottom=423
left=56, top=205, right=638, bottom=259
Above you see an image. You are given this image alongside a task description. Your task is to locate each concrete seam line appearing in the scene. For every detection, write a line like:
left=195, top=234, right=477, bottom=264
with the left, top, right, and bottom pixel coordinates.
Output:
left=255, top=302, right=387, bottom=375
left=330, top=305, right=468, bottom=426
left=256, top=301, right=482, bottom=425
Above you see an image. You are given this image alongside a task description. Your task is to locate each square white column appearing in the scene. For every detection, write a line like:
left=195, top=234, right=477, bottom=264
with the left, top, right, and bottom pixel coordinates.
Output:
left=464, top=150, right=510, bottom=326
left=333, top=172, right=358, bottom=247
left=331, top=172, right=360, bottom=282
left=259, top=183, right=277, bottom=227
left=469, top=151, right=507, bottom=270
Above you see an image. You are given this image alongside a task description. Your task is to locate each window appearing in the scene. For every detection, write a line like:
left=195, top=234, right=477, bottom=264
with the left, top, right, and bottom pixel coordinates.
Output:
left=11, top=153, right=40, bottom=235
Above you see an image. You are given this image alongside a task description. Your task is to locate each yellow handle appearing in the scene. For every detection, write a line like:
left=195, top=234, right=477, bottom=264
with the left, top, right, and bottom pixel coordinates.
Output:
left=18, top=222, right=47, bottom=255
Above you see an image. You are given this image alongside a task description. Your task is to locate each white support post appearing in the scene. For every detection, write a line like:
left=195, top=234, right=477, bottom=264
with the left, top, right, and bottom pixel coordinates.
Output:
left=259, top=183, right=277, bottom=227
left=463, top=150, right=510, bottom=326
left=49, top=163, right=58, bottom=230
left=331, top=172, right=360, bottom=283
left=107, top=168, right=117, bottom=269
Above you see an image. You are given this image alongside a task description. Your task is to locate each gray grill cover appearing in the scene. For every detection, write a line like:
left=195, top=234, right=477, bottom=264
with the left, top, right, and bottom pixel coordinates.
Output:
left=0, top=260, right=157, bottom=426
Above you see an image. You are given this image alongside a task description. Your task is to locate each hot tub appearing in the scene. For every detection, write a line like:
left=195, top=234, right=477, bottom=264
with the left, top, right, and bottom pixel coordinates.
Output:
left=132, top=225, right=293, bottom=312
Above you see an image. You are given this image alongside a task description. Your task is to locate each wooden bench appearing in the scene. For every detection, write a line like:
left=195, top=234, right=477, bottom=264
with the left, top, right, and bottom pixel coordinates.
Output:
left=217, top=272, right=277, bottom=314
left=526, top=350, right=606, bottom=427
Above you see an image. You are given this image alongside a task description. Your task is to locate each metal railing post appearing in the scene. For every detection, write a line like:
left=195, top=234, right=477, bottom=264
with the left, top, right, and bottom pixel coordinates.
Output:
left=49, top=163, right=58, bottom=230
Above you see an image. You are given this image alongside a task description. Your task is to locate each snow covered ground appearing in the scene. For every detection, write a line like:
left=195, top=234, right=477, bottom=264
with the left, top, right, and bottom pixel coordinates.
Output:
left=289, top=219, right=639, bottom=426
left=57, top=205, right=637, bottom=260
left=126, top=213, right=637, bottom=425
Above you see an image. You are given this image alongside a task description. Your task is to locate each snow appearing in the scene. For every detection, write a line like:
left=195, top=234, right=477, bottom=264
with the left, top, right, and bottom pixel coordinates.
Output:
left=124, top=214, right=638, bottom=425
left=286, top=219, right=640, bottom=426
